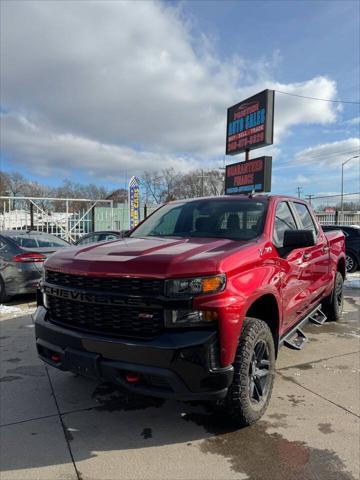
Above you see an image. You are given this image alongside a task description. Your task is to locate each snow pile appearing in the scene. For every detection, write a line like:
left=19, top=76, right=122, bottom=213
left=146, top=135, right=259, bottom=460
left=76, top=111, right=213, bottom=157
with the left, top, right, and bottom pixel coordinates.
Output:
left=0, top=304, right=35, bottom=317
left=345, top=272, right=360, bottom=289
left=0, top=304, right=23, bottom=315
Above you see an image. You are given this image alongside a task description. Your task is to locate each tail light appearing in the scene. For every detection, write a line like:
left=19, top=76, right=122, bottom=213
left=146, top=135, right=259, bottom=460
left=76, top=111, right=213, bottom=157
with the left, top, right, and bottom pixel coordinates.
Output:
left=13, top=252, right=46, bottom=263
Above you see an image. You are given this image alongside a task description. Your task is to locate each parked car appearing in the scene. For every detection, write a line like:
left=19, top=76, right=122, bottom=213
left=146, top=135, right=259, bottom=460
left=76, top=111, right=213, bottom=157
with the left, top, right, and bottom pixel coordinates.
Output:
left=322, top=225, right=360, bottom=273
left=74, top=230, right=125, bottom=246
left=0, top=230, right=69, bottom=302
left=35, top=195, right=345, bottom=426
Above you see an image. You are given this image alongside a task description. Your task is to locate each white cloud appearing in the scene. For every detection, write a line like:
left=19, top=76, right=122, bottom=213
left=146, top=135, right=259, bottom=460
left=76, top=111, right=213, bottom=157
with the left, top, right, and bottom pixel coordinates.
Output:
left=237, top=77, right=339, bottom=143
left=345, top=116, right=360, bottom=126
left=0, top=1, right=341, bottom=178
left=0, top=113, right=198, bottom=178
left=295, top=174, right=310, bottom=184
left=294, top=138, right=360, bottom=168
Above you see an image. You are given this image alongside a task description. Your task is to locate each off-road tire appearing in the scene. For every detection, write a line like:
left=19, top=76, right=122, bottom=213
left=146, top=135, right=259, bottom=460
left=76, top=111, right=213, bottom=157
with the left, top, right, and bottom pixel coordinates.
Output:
left=222, top=317, right=276, bottom=427
left=323, top=271, right=344, bottom=322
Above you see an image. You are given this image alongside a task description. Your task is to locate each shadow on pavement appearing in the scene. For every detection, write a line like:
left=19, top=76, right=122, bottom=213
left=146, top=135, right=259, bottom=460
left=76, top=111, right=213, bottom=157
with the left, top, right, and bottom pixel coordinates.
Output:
left=1, top=303, right=358, bottom=480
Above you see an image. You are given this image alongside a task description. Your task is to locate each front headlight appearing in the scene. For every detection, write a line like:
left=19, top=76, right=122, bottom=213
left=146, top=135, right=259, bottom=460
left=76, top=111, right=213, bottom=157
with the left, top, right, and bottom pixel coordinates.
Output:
left=166, top=274, right=226, bottom=297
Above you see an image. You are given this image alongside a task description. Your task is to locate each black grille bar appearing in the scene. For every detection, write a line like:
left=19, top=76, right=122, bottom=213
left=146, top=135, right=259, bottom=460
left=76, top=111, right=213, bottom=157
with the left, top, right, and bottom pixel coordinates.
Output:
left=45, top=270, right=165, bottom=296
left=47, top=296, right=164, bottom=339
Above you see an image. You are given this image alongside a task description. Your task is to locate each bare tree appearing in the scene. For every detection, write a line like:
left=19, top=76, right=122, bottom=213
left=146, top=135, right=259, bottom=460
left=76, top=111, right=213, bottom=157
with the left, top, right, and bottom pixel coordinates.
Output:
left=142, top=171, right=163, bottom=204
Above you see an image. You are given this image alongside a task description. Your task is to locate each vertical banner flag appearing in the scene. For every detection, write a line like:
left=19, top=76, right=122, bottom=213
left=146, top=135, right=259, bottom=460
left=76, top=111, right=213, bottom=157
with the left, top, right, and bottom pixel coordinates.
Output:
left=128, top=176, right=140, bottom=229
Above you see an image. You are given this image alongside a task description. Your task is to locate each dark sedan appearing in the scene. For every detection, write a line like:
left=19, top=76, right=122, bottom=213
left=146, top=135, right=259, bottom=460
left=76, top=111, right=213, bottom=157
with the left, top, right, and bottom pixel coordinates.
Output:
left=0, top=231, right=69, bottom=302
left=74, top=230, right=125, bottom=246
left=322, top=225, right=360, bottom=273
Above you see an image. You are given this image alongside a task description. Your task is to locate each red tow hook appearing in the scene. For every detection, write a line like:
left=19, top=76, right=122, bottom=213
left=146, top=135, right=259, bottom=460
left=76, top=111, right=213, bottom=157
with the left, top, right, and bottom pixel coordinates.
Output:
left=126, top=373, right=140, bottom=383
left=51, top=353, right=61, bottom=363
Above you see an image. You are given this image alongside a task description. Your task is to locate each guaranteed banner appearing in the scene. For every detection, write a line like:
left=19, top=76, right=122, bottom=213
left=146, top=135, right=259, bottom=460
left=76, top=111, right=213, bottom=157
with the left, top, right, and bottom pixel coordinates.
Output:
left=128, top=176, right=140, bottom=229
left=226, top=89, right=274, bottom=155
left=225, top=157, right=272, bottom=194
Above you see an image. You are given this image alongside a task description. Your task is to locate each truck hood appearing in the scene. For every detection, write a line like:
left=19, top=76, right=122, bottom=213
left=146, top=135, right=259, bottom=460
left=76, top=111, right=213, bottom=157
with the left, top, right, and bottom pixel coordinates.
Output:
left=44, top=236, right=256, bottom=278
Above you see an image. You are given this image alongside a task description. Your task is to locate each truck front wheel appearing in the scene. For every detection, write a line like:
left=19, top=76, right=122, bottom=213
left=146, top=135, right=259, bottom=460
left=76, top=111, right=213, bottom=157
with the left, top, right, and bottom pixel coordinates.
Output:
left=222, top=317, right=275, bottom=427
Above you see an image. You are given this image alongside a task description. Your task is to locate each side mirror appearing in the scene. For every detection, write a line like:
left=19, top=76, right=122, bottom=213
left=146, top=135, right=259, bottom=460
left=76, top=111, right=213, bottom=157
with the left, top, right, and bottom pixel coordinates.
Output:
left=283, top=230, right=315, bottom=248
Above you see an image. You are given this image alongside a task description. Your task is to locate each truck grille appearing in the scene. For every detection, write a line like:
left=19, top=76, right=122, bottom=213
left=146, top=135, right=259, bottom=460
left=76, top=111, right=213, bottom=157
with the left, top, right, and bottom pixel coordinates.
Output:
left=45, top=270, right=165, bottom=296
left=47, top=295, right=164, bottom=339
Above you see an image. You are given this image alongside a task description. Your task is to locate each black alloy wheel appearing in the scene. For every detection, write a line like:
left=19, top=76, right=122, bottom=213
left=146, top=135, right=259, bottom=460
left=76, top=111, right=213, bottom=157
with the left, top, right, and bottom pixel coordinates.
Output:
left=335, top=272, right=344, bottom=311
left=345, top=253, right=357, bottom=273
left=323, top=271, right=344, bottom=322
left=249, top=340, right=271, bottom=403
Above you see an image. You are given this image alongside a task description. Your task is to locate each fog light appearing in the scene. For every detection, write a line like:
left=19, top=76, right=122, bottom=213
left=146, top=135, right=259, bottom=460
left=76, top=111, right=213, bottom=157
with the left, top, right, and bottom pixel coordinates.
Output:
left=165, top=310, right=218, bottom=327
left=201, top=311, right=218, bottom=322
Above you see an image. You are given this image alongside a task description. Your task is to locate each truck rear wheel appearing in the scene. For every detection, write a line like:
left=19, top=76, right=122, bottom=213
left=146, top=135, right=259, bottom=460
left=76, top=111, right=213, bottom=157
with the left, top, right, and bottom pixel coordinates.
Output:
left=323, top=271, right=344, bottom=322
left=222, top=317, right=275, bottom=427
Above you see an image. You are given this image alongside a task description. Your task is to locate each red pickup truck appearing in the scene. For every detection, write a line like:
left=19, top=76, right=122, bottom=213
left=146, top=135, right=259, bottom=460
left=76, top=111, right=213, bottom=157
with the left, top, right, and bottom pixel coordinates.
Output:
left=35, top=195, right=345, bottom=426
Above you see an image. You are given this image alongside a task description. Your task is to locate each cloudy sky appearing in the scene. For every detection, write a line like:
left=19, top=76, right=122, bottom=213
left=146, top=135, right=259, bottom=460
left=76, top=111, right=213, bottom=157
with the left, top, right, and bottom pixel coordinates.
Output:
left=1, top=0, right=359, bottom=197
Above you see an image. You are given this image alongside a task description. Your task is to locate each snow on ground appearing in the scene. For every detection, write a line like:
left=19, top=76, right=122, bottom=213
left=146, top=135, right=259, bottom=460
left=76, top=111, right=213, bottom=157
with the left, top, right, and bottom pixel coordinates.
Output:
left=0, top=305, right=23, bottom=314
left=345, top=272, right=360, bottom=289
left=0, top=303, right=35, bottom=318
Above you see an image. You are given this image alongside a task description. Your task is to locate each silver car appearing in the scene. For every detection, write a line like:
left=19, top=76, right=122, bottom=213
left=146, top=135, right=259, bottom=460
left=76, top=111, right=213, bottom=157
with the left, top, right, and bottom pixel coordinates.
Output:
left=0, top=231, right=69, bottom=302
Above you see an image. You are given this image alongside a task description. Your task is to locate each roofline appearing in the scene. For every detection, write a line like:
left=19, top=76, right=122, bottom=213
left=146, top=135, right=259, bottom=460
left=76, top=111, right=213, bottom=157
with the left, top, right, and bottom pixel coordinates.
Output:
left=166, top=194, right=309, bottom=204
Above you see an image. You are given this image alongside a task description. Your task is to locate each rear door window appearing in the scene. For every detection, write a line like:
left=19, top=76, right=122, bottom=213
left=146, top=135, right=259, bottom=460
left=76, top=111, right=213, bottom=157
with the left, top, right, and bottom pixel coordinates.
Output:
left=11, top=235, right=38, bottom=248
left=77, top=234, right=101, bottom=245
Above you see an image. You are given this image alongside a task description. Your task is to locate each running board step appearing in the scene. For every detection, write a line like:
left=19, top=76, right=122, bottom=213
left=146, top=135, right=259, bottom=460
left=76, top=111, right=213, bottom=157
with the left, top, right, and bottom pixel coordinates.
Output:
left=283, top=328, right=308, bottom=350
left=309, top=308, right=327, bottom=325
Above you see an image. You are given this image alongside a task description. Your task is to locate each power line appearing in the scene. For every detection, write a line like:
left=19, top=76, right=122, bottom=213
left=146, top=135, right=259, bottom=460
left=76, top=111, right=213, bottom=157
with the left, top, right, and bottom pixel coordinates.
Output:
left=307, top=192, right=360, bottom=200
left=275, top=90, right=360, bottom=105
left=273, top=149, right=360, bottom=169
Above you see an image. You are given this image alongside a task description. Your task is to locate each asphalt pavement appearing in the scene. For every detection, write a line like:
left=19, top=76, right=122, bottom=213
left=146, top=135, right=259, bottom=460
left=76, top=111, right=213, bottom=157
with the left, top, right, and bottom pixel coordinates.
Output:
left=0, top=274, right=359, bottom=480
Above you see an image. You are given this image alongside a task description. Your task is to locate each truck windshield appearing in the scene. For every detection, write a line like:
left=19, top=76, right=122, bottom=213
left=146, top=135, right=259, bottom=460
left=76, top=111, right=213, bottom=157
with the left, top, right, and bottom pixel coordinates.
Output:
left=131, top=199, right=267, bottom=241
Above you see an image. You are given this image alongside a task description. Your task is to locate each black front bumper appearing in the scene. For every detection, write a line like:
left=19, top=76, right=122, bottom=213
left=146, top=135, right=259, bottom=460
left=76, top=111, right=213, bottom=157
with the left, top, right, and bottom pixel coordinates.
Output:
left=34, top=306, right=233, bottom=401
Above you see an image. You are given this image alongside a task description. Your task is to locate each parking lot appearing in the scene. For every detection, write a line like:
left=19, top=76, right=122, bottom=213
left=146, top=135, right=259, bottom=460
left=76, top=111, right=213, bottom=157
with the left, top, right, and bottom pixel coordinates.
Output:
left=0, top=274, right=359, bottom=480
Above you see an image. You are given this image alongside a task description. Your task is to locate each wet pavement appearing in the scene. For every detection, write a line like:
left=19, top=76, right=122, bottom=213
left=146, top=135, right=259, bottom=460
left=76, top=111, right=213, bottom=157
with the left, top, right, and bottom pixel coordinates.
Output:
left=0, top=274, right=359, bottom=480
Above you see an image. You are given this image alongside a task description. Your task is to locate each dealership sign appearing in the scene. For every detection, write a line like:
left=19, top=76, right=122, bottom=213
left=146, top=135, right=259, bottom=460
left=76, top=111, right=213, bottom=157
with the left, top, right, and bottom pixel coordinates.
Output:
left=128, top=176, right=140, bottom=229
left=225, top=156, right=272, bottom=194
left=226, top=89, right=274, bottom=155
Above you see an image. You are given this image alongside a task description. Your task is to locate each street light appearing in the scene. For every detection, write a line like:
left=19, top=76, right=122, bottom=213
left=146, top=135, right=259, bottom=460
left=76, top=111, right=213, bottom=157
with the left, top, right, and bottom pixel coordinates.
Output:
left=341, top=155, right=359, bottom=220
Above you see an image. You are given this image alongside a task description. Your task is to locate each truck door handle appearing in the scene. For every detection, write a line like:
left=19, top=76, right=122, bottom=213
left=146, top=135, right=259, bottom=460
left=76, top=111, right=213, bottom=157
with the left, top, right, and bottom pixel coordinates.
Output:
left=303, top=252, right=311, bottom=261
left=323, top=246, right=329, bottom=253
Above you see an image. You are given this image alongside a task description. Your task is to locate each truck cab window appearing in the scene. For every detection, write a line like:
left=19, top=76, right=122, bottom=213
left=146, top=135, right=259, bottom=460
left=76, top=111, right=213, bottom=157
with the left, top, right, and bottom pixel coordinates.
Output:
left=293, top=203, right=317, bottom=235
left=273, top=202, right=297, bottom=247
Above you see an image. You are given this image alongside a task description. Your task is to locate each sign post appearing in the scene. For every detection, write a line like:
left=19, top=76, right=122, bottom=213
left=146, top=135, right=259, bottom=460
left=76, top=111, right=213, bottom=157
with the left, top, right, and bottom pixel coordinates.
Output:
left=128, top=176, right=140, bottom=229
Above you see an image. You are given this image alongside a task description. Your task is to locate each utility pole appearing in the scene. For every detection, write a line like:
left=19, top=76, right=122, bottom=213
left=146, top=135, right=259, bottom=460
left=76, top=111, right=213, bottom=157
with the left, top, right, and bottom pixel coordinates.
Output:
left=195, top=170, right=210, bottom=197
left=341, top=155, right=359, bottom=220
left=296, top=186, right=303, bottom=198
left=306, top=194, right=314, bottom=205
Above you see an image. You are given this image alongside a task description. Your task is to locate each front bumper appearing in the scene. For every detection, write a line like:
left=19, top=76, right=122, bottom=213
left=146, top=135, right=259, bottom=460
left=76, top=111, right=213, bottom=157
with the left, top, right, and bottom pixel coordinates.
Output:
left=34, top=306, right=233, bottom=401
